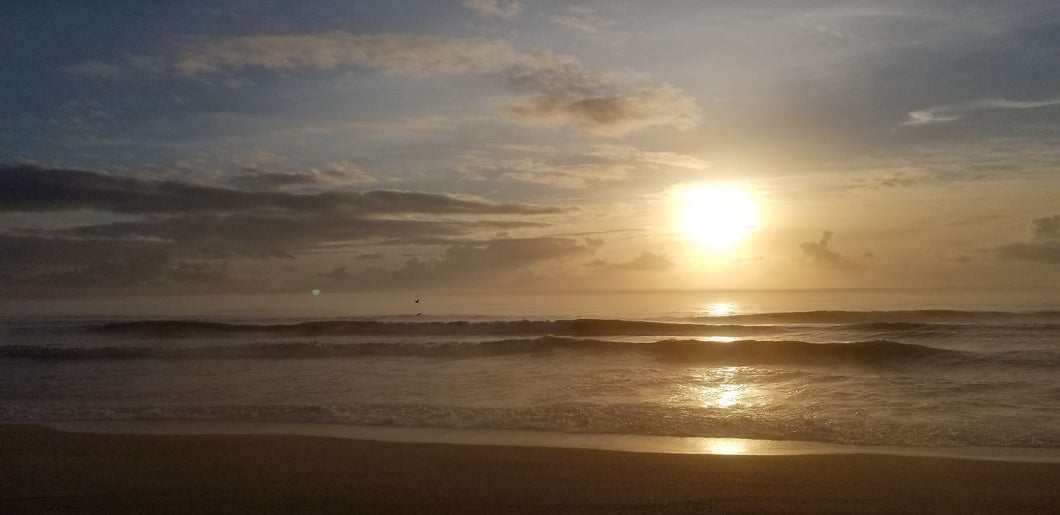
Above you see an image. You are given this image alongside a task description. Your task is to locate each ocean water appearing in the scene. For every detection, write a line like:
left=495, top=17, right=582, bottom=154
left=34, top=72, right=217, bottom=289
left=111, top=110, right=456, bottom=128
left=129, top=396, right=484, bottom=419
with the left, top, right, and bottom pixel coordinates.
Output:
left=2, top=289, right=1059, bottom=454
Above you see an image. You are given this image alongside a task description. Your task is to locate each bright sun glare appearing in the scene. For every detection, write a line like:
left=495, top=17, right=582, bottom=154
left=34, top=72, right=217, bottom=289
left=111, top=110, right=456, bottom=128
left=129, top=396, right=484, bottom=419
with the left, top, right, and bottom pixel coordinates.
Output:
left=677, top=185, right=758, bottom=249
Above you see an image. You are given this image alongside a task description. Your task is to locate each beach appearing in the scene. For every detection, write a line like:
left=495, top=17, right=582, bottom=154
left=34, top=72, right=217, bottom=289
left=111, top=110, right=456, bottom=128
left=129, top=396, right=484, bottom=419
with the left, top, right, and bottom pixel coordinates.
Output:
left=2, top=425, right=1058, bottom=514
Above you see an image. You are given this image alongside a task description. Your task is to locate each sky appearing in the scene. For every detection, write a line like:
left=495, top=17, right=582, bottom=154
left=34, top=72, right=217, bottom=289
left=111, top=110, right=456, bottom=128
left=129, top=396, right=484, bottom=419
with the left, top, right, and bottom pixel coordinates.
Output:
left=2, top=0, right=1059, bottom=298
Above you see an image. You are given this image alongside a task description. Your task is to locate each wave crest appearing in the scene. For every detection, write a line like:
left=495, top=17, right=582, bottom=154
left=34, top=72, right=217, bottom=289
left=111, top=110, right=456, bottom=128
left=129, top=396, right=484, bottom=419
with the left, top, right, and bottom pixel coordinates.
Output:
left=0, top=337, right=975, bottom=366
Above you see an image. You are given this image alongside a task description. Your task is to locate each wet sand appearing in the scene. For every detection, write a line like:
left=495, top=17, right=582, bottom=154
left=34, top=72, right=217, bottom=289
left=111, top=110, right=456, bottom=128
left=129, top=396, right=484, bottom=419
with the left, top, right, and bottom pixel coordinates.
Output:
left=2, top=425, right=1058, bottom=514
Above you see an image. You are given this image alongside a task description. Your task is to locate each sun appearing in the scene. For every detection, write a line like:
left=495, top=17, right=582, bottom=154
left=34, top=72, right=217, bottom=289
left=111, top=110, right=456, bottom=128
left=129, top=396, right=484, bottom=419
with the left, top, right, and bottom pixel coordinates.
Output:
left=677, top=185, right=758, bottom=249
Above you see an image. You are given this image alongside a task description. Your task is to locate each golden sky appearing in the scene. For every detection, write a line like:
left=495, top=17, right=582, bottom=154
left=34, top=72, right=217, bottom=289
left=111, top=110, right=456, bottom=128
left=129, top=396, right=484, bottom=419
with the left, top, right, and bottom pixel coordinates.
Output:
left=2, top=1, right=1059, bottom=296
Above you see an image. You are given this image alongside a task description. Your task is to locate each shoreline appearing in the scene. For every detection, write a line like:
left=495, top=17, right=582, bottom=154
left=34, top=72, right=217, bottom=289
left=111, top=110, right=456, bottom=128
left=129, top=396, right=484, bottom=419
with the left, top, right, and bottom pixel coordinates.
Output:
left=36, top=420, right=1060, bottom=463
left=3, top=423, right=1058, bottom=514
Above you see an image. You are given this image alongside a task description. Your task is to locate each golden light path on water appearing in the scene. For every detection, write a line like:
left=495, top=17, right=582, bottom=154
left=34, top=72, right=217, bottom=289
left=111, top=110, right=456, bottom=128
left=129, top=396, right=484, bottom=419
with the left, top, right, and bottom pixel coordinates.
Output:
left=700, top=300, right=739, bottom=317
left=701, top=439, right=749, bottom=455
left=44, top=422, right=1060, bottom=462
left=689, top=367, right=749, bottom=409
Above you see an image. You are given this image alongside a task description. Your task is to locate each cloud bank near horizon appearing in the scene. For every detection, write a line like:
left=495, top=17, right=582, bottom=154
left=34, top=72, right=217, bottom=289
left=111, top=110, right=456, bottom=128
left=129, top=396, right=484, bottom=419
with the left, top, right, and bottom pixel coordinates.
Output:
left=0, top=164, right=578, bottom=293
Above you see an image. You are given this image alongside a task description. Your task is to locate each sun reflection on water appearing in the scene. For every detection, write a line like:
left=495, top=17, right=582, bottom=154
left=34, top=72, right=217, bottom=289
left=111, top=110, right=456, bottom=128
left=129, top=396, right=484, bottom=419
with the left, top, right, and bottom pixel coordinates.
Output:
left=700, top=301, right=738, bottom=317
left=704, top=439, right=747, bottom=455
left=684, top=366, right=760, bottom=410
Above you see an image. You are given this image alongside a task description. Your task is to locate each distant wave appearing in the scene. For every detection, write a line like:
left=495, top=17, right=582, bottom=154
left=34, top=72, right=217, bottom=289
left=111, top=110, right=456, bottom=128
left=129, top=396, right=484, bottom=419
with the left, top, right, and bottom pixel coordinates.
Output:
left=2, top=337, right=1043, bottom=367
left=88, top=318, right=785, bottom=338
left=693, top=309, right=1060, bottom=324
left=54, top=310, right=1060, bottom=339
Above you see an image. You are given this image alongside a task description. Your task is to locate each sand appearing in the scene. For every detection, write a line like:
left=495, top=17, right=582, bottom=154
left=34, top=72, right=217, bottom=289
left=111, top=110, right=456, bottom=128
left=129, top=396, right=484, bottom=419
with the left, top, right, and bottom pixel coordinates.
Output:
left=2, top=425, right=1058, bottom=514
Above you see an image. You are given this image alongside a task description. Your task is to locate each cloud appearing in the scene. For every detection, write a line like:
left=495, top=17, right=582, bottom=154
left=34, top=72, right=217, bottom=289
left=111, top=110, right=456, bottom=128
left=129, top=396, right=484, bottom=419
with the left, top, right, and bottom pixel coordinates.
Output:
left=873, top=168, right=929, bottom=188
left=499, top=159, right=632, bottom=189
left=165, top=260, right=230, bottom=283
left=0, top=164, right=558, bottom=216
left=303, top=117, right=452, bottom=134
left=160, top=32, right=699, bottom=135
left=0, top=234, right=232, bottom=292
left=172, top=32, right=525, bottom=78
left=506, top=83, right=701, bottom=136
left=995, top=214, right=1060, bottom=264
left=904, top=97, right=1060, bottom=126
left=589, top=145, right=710, bottom=170
left=321, top=266, right=352, bottom=280
left=608, top=251, right=675, bottom=271
left=1031, top=215, right=1060, bottom=239
left=345, top=237, right=601, bottom=288
left=550, top=6, right=628, bottom=46
left=995, top=241, right=1060, bottom=263
left=55, top=100, right=116, bottom=126
left=0, top=235, right=167, bottom=274
left=0, top=164, right=568, bottom=293
left=800, top=231, right=858, bottom=269
left=462, top=0, right=524, bottom=19
left=227, top=170, right=343, bottom=190
left=228, top=161, right=375, bottom=191
left=0, top=210, right=549, bottom=295
left=459, top=145, right=708, bottom=189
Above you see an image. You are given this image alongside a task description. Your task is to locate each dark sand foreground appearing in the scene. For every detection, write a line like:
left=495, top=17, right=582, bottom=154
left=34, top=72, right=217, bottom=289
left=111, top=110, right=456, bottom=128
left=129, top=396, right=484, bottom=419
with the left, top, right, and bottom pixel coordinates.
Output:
left=2, top=425, right=1058, bottom=514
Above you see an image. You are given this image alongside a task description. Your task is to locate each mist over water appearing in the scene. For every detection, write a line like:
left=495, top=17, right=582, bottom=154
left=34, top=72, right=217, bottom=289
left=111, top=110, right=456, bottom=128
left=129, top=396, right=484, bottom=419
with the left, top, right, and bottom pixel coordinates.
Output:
left=2, top=289, right=1059, bottom=449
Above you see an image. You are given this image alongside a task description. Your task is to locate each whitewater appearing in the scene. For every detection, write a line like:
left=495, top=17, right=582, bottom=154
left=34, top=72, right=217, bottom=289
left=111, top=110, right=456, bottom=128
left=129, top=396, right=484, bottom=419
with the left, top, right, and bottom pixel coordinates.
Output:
left=2, top=289, right=1058, bottom=454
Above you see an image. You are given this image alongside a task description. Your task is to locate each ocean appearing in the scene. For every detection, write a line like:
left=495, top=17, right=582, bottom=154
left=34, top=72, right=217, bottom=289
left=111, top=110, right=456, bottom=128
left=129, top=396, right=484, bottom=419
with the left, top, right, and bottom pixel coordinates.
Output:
left=2, top=289, right=1059, bottom=457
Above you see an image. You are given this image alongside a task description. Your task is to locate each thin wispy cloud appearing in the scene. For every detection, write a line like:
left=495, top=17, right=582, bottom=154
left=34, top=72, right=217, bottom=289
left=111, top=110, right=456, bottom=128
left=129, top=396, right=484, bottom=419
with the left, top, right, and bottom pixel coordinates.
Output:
left=227, top=161, right=375, bottom=191
left=84, top=32, right=701, bottom=136
left=905, top=97, right=1060, bottom=126
left=608, top=251, right=675, bottom=271
left=462, top=0, right=524, bottom=20
left=458, top=146, right=709, bottom=189
left=551, top=6, right=629, bottom=46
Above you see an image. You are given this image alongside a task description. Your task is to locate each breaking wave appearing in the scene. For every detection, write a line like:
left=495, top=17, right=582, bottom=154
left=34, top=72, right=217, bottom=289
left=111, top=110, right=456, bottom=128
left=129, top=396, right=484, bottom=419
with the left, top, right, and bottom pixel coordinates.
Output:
left=88, top=318, right=785, bottom=337
left=693, top=309, right=1060, bottom=324
left=0, top=337, right=1036, bottom=367
left=20, top=310, right=1056, bottom=340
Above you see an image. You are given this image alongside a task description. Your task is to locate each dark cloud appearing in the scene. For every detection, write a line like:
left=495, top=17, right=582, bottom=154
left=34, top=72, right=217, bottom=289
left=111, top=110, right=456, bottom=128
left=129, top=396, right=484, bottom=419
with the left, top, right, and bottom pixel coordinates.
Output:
left=64, top=212, right=549, bottom=259
left=0, top=235, right=167, bottom=271
left=344, top=237, right=601, bottom=288
left=0, top=164, right=561, bottom=216
left=0, top=165, right=238, bottom=214
left=0, top=235, right=231, bottom=293
left=65, top=214, right=469, bottom=258
left=800, top=231, right=858, bottom=269
left=227, top=170, right=344, bottom=191
left=321, top=266, right=353, bottom=280
left=875, top=168, right=929, bottom=188
left=995, top=241, right=1060, bottom=263
left=0, top=164, right=567, bottom=295
left=506, top=84, right=700, bottom=136
left=1031, top=215, right=1060, bottom=239
left=995, top=214, right=1060, bottom=264
left=227, top=161, right=374, bottom=191
left=165, top=260, right=230, bottom=283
